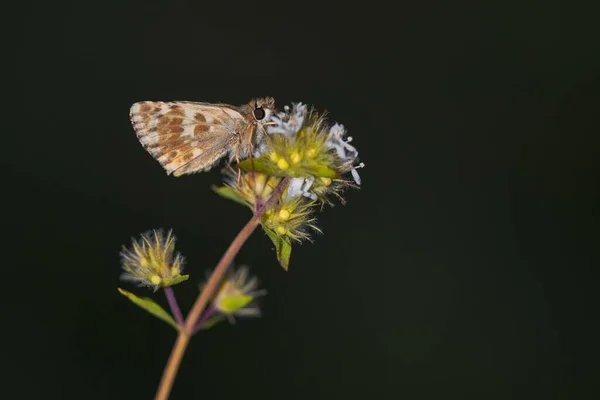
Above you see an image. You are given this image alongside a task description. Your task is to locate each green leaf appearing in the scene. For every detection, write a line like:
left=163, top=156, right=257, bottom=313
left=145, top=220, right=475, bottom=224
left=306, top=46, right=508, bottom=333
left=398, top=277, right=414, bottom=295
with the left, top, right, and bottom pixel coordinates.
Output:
left=212, top=185, right=249, bottom=207
left=262, top=227, right=291, bottom=270
left=162, top=274, right=189, bottom=288
left=118, top=288, right=180, bottom=331
left=263, top=226, right=279, bottom=247
left=238, top=158, right=282, bottom=176
left=278, top=236, right=292, bottom=271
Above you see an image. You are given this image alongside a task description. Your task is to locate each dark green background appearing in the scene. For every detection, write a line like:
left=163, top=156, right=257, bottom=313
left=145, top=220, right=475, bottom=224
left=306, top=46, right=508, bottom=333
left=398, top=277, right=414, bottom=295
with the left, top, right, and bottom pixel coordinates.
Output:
left=8, top=0, right=599, bottom=399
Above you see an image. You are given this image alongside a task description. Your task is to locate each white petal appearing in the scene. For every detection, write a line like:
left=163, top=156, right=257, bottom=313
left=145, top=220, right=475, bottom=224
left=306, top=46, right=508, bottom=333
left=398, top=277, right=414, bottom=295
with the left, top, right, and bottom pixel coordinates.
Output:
left=351, top=168, right=362, bottom=185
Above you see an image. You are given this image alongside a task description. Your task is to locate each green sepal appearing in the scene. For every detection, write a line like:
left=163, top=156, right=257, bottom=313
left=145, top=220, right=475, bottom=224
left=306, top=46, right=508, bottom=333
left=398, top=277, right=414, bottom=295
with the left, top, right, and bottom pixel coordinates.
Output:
left=238, top=158, right=282, bottom=176
left=220, top=294, right=253, bottom=313
left=263, top=227, right=292, bottom=271
left=238, top=158, right=337, bottom=179
left=162, top=274, right=189, bottom=288
left=305, top=162, right=337, bottom=178
left=212, top=185, right=249, bottom=207
left=118, top=288, right=180, bottom=331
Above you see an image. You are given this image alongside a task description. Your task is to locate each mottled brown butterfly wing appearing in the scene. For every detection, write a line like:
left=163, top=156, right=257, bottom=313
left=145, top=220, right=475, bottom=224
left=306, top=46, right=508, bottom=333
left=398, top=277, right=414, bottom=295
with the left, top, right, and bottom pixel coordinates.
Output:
left=129, top=101, right=249, bottom=176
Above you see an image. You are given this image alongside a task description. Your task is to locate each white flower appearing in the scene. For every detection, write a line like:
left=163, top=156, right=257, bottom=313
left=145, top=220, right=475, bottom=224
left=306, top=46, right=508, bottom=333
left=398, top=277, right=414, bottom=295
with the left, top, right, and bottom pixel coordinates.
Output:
left=326, top=123, right=356, bottom=159
left=267, top=103, right=307, bottom=135
left=285, top=177, right=317, bottom=201
left=325, top=123, right=364, bottom=185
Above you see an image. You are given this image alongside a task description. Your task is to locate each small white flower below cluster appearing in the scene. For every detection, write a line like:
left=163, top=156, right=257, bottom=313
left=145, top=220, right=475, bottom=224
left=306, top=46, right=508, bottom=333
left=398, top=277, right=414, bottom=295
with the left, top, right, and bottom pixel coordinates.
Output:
left=286, top=176, right=317, bottom=201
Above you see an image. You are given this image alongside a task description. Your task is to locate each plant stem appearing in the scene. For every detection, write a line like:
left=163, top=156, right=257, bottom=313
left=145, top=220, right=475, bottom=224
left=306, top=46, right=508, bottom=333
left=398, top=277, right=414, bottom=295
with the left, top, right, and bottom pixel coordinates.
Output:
left=153, top=176, right=289, bottom=400
left=192, top=305, right=217, bottom=334
left=154, top=216, right=260, bottom=400
left=164, top=287, right=184, bottom=326
left=257, top=176, right=290, bottom=215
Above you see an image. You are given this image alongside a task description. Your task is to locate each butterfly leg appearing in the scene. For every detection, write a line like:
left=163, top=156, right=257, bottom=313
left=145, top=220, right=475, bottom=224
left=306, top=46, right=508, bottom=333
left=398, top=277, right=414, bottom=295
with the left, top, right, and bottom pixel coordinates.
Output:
left=234, top=154, right=243, bottom=186
left=246, top=141, right=264, bottom=209
left=243, top=125, right=258, bottom=199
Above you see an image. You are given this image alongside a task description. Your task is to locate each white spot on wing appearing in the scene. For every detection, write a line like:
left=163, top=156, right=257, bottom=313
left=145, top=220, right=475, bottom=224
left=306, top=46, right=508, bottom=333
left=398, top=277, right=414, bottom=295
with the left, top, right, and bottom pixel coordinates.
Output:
left=181, top=108, right=197, bottom=138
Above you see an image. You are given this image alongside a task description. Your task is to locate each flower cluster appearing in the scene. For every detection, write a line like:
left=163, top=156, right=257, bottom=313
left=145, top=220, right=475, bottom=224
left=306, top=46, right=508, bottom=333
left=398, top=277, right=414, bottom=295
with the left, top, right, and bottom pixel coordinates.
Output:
left=213, top=168, right=282, bottom=211
left=119, top=231, right=265, bottom=332
left=265, top=103, right=363, bottom=182
left=215, top=102, right=364, bottom=269
left=196, top=265, right=267, bottom=330
left=120, top=229, right=189, bottom=291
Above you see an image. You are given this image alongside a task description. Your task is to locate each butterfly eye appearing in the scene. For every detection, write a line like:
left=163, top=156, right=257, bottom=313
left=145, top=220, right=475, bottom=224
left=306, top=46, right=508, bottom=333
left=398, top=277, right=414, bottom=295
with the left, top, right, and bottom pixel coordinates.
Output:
left=253, top=107, right=266, bottom=120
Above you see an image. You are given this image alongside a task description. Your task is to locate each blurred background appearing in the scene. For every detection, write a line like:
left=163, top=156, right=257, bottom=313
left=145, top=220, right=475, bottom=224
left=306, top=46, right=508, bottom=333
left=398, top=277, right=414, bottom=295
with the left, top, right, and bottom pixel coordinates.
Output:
left=8, top=0, right=599, bottom=399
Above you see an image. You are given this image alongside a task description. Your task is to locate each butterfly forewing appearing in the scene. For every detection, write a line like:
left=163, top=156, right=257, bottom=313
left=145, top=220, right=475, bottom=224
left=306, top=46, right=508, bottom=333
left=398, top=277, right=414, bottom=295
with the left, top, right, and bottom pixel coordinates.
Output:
left=129, top=101, right=249, bottom=176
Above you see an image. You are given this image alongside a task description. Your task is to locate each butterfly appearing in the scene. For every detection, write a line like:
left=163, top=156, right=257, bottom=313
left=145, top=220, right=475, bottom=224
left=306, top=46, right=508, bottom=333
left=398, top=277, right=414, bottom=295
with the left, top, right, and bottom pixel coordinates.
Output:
left=129, top=97, right=276, bottom=176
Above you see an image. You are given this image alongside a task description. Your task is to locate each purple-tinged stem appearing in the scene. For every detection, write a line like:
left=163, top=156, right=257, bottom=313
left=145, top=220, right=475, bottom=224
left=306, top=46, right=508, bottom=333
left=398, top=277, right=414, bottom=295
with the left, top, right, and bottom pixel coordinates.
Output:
left=164, top=287, right=184, bottom=326
left=192, top=305, right=217, bottom=334
left=256, top=177, right=289, bottom=216
left=154, top=177, right=290, bottom=400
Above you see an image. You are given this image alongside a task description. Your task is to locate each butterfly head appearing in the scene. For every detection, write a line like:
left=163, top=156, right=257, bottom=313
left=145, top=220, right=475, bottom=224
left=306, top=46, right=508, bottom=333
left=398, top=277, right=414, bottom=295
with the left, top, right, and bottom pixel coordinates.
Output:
left=249, top=97, right=276, bottom=125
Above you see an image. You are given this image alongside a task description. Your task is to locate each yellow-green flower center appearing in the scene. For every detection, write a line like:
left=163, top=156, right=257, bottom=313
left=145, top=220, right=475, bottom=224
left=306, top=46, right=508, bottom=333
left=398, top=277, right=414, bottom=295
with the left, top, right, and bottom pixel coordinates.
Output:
left=290, top=152, right=302, bottom=164
left=278, top=209, right=291, bottom=220
left=319, top=177, right=332, bottom=186
left=277, top=158, right=290, bottom=170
